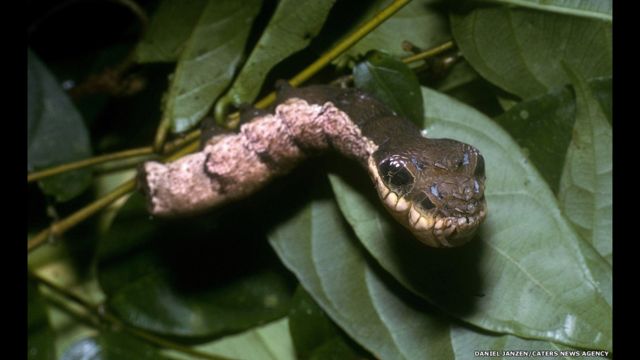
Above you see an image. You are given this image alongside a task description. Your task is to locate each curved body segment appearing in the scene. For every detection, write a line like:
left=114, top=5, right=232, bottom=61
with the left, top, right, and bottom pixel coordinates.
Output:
left=139, top=85, right=487, bottom=247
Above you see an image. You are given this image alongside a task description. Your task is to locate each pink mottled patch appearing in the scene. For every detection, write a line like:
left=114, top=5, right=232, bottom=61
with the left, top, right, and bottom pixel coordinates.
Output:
left=140, top=98, right=376, bottom=217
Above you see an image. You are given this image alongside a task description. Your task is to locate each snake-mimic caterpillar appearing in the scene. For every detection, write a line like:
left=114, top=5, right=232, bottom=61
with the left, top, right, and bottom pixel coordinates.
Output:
left=139, top=84, right=486, bottom=247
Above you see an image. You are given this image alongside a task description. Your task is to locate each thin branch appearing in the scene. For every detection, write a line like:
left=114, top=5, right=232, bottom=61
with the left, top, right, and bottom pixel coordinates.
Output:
left=28, top=130, right=201, bottom=183
left=28, top=148, right=152, bottom=183
left=288, top=0, right=411, bottom=87
left=31, top=272, right=235, bottom=360
left=402, top=40, right=455, bottom=64
left=27, top=129, right=202, bottom=253
left=165, top=140, right=200, bottom=162
left=248, top=0, right=413, bottom=117
left=153, top=116, right=172, bottom=152
left=28, top=179, right=136, bottom=252
left=328, top=40, right=457, bottom=87
left=30, top=271, right=96, bottom=310
left=163, top=129, right=202, bottom=153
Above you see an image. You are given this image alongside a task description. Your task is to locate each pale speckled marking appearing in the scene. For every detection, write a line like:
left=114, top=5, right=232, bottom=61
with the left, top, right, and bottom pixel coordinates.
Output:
left=141, top=152, right=220, bottom=216
left=240, top=114, right=301, bottom=164
left=142, top=98, right=377, bottom=217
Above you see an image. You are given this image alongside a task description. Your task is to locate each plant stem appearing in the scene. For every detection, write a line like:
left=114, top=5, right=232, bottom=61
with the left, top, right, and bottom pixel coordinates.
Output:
left=328, top=40, right=457, bottom=86
left=28, top=131, right=201, bottom=183
left=28, top=148, right=152, bottom=183
left=30, top=271, right=96, bottom=310
left=153, top=116, right=172, bottom=152
left=31, top=272, right=235, bottom=360
left=165, top=140, right=200, bottom=162
left=402, top=40, right=455, bottom=64
left=28, top=179, right=136, bottom=252
left=27, top=129, right=204, bottom=254
left=290, top=0, right=411, bottom=87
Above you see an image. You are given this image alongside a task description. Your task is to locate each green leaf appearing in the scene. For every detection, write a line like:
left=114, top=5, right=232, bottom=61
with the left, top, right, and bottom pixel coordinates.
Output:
left=328, top=86, right=611, bottom=350
left=451, top=7, right=611, bottom=99
left=28, top=49, right=92, bottom=201
left=559, top=70, right=611, bottom=263
left=60, top=329, right=173, bottom=360
left=97, top=193, right=293, bottom=338
left=432, top=61, right=480, bottom=94
left=221, top=0, right=336, bottom=106
left=353, top=51, right=424, bottom=126
left=336, top=0, right=450, bottom=64
left=28, top=280, right=56, bottom=360
left=289, top=286, right=364, bottom=359
left=588, top=77, right=612, bottom=125
left=163, top=0, right=262, bottom=133
left=268, top=183, right=455, bottom=360
left=450, top=324, right=611, bottom=359
left=289, top=286, right=340, bottom=358
left=268, top=179, right=595, bottom=358
left=474, top=0, right=612, bottom=22
left=135, top=0, right=209, bottom=63
left=493, top=76, right=612, bottom=262
left=164, top=318, right=296, bottom=360
left=493, top=84, right=577, bottom=194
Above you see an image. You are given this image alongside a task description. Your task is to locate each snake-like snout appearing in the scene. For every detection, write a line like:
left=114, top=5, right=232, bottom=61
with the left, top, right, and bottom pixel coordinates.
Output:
left=433, top=177, right=485, bottom=217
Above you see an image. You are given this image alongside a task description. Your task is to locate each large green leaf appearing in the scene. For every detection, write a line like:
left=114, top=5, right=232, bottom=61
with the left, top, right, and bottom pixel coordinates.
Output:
left=431, top=61, right=480, bottom=94
left=559, top=70, right=611, bottom=263
left=288, top=286, right=365, bottom=359
left=220, top=0, right=336, bottom=106
left=163, top=0, right=262, bottom=133
left=450, top=324, right=610, bottom=359
left=328, top=86, right=611, bottom=350
left=97, top=193, right=293, bottom=338
left=135, top=0, right=209, bottom=63
left=28, top=280, right=55, bottom=360
left=588, top=77, right=611, bottom=125
left=451, top=6, right=611, bottom=99
left=494, top=84, right=577, bottom=194
left=335, top=0, right=450, bottom=65
left=268, top=183, right=590, bottom=359
left=353, top=51, right=424, bottom=126
left=269, top=184, right=455, bottom=360
left=28, top=49, right=92, bottom=201
left=493, top=75, right=612, bottom=263
left=475, top=0, right=612, bottom=21
left=494, top=75, right=612, bottom=264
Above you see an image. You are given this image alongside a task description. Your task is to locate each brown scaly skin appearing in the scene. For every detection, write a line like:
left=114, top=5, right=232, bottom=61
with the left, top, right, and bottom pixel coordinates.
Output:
left=139, top=84, right=487, bottom=247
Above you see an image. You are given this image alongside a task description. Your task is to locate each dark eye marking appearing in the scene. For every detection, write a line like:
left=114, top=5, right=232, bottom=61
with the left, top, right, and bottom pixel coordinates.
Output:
left=380, top=157, right=414, bottom=189
left=420, top=197, right=435, bottom=210
left=475, top=155, right=485, bottom=177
